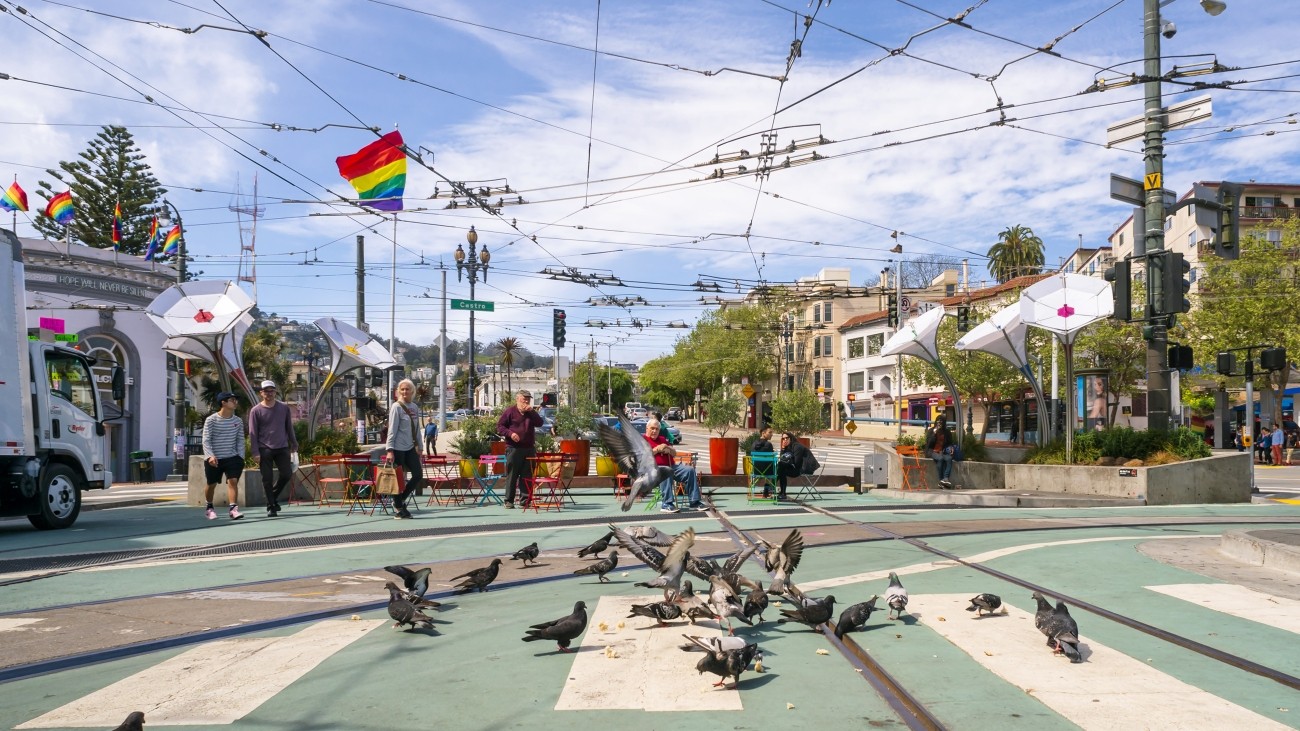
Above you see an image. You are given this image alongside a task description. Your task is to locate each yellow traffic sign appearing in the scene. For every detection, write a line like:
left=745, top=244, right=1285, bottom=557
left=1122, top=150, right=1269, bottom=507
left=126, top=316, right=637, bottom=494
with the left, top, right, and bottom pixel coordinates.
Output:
left=741, top=385, right=756, bottom=399
left=1144, top=172, right=1162, bottom=191
left=844, top=420, right=857, bottom=434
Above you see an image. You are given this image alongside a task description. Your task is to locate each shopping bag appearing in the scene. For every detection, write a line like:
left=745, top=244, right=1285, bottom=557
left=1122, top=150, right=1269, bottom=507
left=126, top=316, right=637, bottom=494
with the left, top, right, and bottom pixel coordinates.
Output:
left=375, top=461, right=403, bottom=495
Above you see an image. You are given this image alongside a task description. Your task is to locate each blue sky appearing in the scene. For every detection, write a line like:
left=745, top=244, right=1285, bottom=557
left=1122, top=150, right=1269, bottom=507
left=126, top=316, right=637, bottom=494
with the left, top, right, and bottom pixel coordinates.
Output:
left=2, top=0, right=1297, bottom=364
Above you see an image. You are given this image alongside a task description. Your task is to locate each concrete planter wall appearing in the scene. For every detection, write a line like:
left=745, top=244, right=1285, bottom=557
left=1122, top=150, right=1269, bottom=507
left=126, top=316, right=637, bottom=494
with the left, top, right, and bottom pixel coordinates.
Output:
left=186, top=455, right=314, bottom=507
left=880, top=446, right=1251, bottom=505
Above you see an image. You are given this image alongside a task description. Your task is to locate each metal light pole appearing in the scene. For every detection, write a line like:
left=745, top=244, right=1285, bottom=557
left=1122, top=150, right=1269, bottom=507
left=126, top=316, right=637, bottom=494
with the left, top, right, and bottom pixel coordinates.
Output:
left=605, top=342, right=615, bottom=414
left=454, top=226, right=489, bottom=411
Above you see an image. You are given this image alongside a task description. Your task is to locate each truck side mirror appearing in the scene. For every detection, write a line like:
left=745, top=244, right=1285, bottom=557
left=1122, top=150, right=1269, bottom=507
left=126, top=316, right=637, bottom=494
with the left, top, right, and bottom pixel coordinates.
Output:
left=111, top=367, right=126, bottom=401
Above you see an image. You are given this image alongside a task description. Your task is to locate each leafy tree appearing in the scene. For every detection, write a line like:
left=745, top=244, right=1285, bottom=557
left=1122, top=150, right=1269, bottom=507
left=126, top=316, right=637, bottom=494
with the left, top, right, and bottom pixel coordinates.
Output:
left=638, top=301, right=785, bottom=402
left=703, top=386, right=745, bottom=437
left=242, top=327, right=291, bottom=391
left=1074, top=316, right=1147, bottom=426
left=491, top=337, right=521, bottom=394
left=987, top=225, right=1045, bottom=283
left=35, top=125, right=167, bottom=253
left=573, top=360, right=634, bottom=412
left=769, top=388, right=825, bottom=436
left=1183, top=219, right=1300, bottom=425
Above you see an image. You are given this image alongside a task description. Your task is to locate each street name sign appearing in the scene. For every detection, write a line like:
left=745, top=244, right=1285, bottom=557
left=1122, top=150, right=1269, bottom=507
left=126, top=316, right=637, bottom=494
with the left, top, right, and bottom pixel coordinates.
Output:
left=451, top=299, right=494, bottom=312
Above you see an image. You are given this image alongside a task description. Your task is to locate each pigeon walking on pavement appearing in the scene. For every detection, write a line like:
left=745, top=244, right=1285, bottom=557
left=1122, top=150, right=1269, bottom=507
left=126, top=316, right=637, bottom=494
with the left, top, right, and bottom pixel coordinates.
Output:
left=966, top=593, right=1004, bottom=617
left=511, top=542, right=540, bottom=567
left=777, top=594, right=836, bottom=631
left=384, top=564, right=433, bottom=604
left=573, top=550, right=619, bottom=583
left=758, top=529, right=803, bottom=596
left=679, top=633, right=749, bottom=653
left=834, top=596, right=879, bottom=639
left=1048, top=600, right=1083, bottom=662
left=628, top=600, right=684, bottom=625
left=708, top=574, right=754, bottom=634
left=111, top=712, right=145, bottom=731
left=742, top=581, right=769, bottom=623
left=522, top=600, right=588, bottom=653
left=885, top=572, right=909, bottom=620
left=578, top=531, right=615, bottom=558
left=684, top=635, right=760, bottom=689
left=450, top=558, right=504, bottom=594
left=385, top=581, right=435, bottom=630
left=597, top=414, right=675, bottom=511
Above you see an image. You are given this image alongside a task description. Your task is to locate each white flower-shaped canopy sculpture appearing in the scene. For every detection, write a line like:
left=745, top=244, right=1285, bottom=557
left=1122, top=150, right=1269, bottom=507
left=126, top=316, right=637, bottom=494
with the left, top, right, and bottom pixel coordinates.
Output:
left=880, top=305, right=966, bottom=440
left=308, top=317, right=399, bottom=437
left=147, top=281, right=256, bottom=402
left=955, top=303, right=1047, bottom=444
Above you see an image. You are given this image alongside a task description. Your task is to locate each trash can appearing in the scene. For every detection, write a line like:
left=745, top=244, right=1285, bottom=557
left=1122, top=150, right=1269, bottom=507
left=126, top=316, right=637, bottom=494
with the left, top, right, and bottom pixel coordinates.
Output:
left=130, top=450, right=154, bottom=483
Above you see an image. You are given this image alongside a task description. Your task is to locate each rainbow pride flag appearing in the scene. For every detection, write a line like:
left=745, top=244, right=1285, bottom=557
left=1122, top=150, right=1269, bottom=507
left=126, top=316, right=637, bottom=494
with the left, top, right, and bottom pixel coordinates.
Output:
left=0, top=182, right=27, bottom=212
left=161, top=225, right=181, bottom=257
left=144, top=216, right=160, bottom=260
left=335, top=130, right=406, bottom=211
left=112, top=201, right=122, bottom=248
left=44, top=191, right=74, bottom=226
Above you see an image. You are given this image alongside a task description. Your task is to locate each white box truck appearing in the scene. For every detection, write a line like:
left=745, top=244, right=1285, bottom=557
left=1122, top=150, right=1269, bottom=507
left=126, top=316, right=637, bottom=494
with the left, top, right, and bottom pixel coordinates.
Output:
left=2, top=229, right=120, bottom=529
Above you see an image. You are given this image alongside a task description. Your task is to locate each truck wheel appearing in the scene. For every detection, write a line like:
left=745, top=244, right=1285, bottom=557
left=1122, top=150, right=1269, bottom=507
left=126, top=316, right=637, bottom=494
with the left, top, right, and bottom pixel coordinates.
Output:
left=28, top=464, right=83, bottom=530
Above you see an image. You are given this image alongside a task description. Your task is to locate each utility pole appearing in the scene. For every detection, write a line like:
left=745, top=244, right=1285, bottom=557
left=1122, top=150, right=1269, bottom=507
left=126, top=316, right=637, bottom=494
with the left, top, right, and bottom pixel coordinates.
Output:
left=355, top=234, right=365, bottom=429
left=438, top=265, right=447, bottom=434
left=1142, top=0, right=1172, bottom=433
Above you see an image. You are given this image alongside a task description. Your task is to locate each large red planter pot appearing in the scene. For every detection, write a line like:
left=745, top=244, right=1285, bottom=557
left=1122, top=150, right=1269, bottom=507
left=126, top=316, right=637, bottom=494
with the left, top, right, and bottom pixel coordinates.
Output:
left=490, top=440, right=507, bottom=474
left=559, top=439, right=591, bottom=476
left=709, top=437, right=739, bottom=475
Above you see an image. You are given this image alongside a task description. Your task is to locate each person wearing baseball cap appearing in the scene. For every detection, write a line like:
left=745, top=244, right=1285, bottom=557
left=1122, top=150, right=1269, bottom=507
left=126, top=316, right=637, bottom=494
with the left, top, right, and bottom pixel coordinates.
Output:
left=249, top=380, right=298, bottom=517
left=202, top=391, right=245, bottom=520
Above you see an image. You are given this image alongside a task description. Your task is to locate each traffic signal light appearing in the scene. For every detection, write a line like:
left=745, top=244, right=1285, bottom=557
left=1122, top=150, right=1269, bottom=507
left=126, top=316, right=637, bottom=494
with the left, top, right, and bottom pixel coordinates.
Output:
left=541, top=391, right=557, bottom=407
left=1104, top=259, right=1131, bottom=321
left=1214, top=182, right=1243, bottom=260
left=887, top=293, right=899, bottom=328
left=956, top=305, right=970, bottom=332
left=1160, top=251, right=1191, bottom=315
left=1261, top=347, right=1288, bottom=372
left=1167, top=344, right=1193, bottom=370
left=1216, top=352, right=1236, bottom=375
left=552, top=308, right=567, bottom=349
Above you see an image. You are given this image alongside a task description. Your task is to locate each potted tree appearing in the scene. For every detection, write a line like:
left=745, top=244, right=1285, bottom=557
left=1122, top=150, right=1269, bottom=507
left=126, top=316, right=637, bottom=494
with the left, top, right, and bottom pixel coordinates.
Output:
left=552, top=402, right=594, bottom=476
left=704, top=387, right=745, bottom=475
left=770, top=387, right=824, bottom=447
left=593, top=438, right=620, bottom=477
left=451, top=415, right=494, bottom=478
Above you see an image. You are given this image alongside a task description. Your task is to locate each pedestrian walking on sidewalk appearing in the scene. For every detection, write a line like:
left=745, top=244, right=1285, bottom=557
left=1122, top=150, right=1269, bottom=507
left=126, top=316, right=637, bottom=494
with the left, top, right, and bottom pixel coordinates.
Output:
left=385, top=379, right=424, bottom=520
left=202, top=391, right=245, bottom=521
left=249, top=380, right=297, bottom=517
left=424, top=419, right=439, bottom=456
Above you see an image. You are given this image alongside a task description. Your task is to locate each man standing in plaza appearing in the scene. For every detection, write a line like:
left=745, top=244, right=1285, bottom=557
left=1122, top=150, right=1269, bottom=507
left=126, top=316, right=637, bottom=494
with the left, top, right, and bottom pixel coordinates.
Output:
left=249, top=380, right=297, bottom=517
left=497, top=390, right=544, bottom=508
left=202, top=391, right=245, bottom=521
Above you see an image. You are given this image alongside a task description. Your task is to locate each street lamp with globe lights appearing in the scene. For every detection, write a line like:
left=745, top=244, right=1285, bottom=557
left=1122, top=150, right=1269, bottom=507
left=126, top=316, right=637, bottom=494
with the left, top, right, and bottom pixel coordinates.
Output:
left=454, top=226, right=490, bottom=409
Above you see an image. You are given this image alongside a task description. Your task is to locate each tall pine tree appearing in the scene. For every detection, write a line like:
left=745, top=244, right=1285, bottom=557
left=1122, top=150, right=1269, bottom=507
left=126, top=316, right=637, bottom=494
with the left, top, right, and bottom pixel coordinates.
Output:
left=35, top=125, right=167, bottom=254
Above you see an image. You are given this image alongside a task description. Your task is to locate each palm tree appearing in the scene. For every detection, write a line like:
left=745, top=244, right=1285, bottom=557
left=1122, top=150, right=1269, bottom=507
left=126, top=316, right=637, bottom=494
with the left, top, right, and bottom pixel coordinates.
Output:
left=495, top=337, right=520, bottom=395
left=987, top=225, right=1045, bottom=283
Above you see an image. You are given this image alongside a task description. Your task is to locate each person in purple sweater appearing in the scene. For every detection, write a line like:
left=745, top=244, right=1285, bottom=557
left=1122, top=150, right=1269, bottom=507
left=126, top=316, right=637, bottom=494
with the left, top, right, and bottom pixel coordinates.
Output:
left=497, top=390, right=545, bottom=508
left=249, top=380, right=298, bottom=517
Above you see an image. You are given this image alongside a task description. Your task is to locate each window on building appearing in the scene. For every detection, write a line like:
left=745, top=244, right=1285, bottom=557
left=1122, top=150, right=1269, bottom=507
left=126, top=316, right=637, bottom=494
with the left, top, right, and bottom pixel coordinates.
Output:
left=848, top=371, right=864, bottom=392
left=1065, top=262, right=1075, bottom=273
left=1189, top=267, right=1198, bottom=284
left=1131, top=392, right=1147, bottom=417
left=812, top=304, right=820, bottom=323
left=945, top=284, right=955, bottom=297
left=813, top=337, right=821, bottom=358
left=823, top=301, right=833, bottom=321
left=867, top=373, right=875, bottom=391
left=1188, top=231, right=1196, bottom=249
left=824, top=369, right=833, bottom=389
left=867, top=333, right=884, bottom=355
left=1119, top=233, right=1125, bottom=248
left=821, top=335, right=832, bottom=357
left=785, top=342, right=794, bottom=362
left=848, top=337, right=864, bottom=358
left=796, top=343, right=806, bottom=362
left=814, top=370, right=821, bottom=389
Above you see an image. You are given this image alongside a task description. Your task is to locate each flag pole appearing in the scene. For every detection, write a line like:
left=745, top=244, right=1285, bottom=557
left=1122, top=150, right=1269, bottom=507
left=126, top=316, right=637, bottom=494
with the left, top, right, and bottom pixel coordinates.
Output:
left=9, top=175, right=14, bottom=234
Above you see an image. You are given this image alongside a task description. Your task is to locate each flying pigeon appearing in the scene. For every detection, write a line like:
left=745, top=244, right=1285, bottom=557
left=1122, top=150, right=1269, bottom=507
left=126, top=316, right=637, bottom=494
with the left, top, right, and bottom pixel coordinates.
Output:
left=609, top=523, right=667, bottom=572
left=450, top=558, right=504, bottom=594
left=628, top=600, right=684, bottom=625
left=708, top=574, right=754, bottom=634
left=384, top=564, right=433, bottom=604
left=511, top=542, right=540, bottom=567
left=966, top=593, right=1003, bottom=617
left=777, top=594, right=836, bottom=631
left=634, top=527, right=695, bottom=598
left=628, top=525, right=674, bottom=546
left=385, top=581, right=435, bottom=630
left=573, top=550, right=619, bottom=583
left=685, top=553, right=722, bottom=583
left=522, top=600, right=588, bottom=653
left=1049, top=600, right=1083, bottom=662
left=111, top=712, right=145, bottom=731
left=885, top=572, right=908, bottom=620
left=679, top=633, right=749, bottom=653
left=597, top=414, right=675, bottom=511
left=578, top=531, right=615, bottom=558
left=742, top=581, right=769, bottom=623
left=834, top=596, right=879, bottom=639
left=684, top=635, right=760, bottom=689
left=717, top=544, right=760, bottom=593
left=758, top=529, right=804, bottom=596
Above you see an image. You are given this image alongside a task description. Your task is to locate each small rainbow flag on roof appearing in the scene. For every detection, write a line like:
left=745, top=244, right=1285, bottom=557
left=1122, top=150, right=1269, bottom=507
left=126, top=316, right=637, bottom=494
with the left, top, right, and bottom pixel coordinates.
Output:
left=44, top=191, right=74, bottom=226
left=0, top=182, right=28, bottom=212
left=161, top=225, right=181, bottom=257
left=144, top=216, right=160, bottom=260
left=111, top=201, right=122, bottom=248
left=335, top=130, right=406, bottom=211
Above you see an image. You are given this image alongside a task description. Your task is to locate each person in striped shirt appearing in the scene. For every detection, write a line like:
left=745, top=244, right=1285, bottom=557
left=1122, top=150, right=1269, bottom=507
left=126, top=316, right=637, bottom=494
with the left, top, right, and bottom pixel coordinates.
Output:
left=203, top=391, right=246, bottom=520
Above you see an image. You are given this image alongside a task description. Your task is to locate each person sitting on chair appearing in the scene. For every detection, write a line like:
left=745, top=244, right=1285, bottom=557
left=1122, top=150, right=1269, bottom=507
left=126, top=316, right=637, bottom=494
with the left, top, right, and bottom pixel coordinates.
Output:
left=776, top=432, right=813, bottom=501
left=644, top=420, right=702, bottom=513
left=750, top=427, right=777, bottom=497
left=925, top=418, right=955, bottom=488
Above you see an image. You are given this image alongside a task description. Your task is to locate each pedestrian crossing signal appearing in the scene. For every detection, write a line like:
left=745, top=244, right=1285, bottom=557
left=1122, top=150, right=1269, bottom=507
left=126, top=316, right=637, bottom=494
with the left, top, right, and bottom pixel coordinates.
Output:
left=956, top=305, right=970, bottom=332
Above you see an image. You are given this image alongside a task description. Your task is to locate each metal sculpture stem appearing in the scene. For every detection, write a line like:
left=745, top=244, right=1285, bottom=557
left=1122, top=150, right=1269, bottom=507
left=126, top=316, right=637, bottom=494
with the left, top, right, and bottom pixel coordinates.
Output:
left=928, top=357, right=965, bottom=444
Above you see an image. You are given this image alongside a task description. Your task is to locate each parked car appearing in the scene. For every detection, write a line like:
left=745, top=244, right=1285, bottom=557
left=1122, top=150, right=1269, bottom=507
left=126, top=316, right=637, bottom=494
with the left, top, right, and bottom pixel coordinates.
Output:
left=665, top=407, right=683, bottom=421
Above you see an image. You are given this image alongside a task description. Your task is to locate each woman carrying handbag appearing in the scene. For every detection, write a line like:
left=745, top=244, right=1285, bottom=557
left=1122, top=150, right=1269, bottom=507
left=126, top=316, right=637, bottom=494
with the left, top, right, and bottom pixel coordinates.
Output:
left=385, top=379, right=424, bottom=519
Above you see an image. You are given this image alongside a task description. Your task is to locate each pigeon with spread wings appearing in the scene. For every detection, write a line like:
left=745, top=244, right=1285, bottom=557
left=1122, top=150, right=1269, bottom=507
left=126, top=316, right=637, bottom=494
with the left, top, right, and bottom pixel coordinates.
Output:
left=597, top=414, right=674, bottom=511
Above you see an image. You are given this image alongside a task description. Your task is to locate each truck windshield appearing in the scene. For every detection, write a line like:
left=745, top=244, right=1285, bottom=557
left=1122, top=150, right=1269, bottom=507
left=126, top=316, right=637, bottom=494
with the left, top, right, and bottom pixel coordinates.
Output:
left=46, top=352, right=97, bottom=419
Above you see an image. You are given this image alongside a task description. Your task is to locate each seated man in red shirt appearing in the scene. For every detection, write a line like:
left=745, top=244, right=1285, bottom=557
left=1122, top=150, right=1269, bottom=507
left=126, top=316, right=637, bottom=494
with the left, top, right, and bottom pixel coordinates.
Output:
left=644, top=420, right=703, bottom=513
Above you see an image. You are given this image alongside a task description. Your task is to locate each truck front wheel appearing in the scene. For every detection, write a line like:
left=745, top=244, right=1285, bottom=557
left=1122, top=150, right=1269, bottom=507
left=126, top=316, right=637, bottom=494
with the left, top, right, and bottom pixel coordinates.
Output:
left=28, top=464, right=83, bottom=530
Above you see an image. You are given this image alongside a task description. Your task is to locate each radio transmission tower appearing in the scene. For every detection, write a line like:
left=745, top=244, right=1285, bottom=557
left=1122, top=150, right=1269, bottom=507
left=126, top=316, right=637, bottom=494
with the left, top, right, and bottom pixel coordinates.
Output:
left=230, top=174, right=265, bottom=302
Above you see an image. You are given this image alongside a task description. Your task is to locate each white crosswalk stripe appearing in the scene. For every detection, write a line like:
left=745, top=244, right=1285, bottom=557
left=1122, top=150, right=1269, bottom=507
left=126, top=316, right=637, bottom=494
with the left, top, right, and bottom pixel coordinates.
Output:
left=83, top=484, right=186, bottom=503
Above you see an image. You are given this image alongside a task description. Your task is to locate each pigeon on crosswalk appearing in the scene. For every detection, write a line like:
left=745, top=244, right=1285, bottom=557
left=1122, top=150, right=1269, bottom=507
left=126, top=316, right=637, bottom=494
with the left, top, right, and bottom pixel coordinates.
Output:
left=777, top=594, right=836, bottom=631
left=573, top=550, right=619, bottom=583
left=885, top=572, right=909, bottom=620
left=1049, top=600, right=1083, bottom=662
left=679, top=633, right=748, bottom=653
left=609, top=523, right=666, bottom=572
left=450, top=558, right=503, bottom=594
left=385, top=581, right=435, bottom=630
left=511, top=542, right=540, bottom=567
left=683, top=635, right=760, bottom=689
left=628, top=600, right=684, bottom=625
left=578, top=531, right=615, bottom=558
left=834, top=596, right=879, bottom=639
left=597, top=414, right=675, bottom=511
left=966, top=593, right=1004, bottom=617
left=522, top=600, right=588, bottom=653
left=743, top=581, right=769, bottom=623
left=384, top=564, right=433, bottom=604
left=111, top=711, right=144, bottom=731
left=758, top=529, right=803, bottom=596
left=708, top=575, right=753, bottom=634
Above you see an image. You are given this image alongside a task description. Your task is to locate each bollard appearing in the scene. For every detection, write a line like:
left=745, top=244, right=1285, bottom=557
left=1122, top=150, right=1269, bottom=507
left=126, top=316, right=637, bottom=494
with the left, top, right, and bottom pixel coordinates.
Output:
left=853, top=467, right=862, bottom=494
